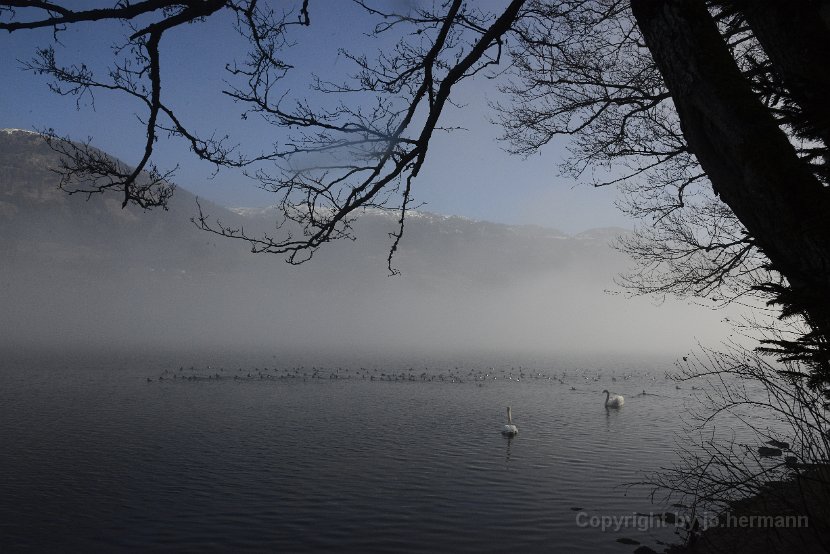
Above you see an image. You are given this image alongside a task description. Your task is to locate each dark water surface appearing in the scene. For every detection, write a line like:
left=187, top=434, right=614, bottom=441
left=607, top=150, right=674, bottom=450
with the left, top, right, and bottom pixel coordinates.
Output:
left=1, top=348, right=692, bottom=552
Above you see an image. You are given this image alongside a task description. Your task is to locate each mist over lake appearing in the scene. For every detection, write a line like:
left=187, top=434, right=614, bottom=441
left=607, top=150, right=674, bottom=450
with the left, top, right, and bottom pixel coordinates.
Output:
left=0, top=130, right=732, bottom=356
left=0, top=130, right=737, bottom=552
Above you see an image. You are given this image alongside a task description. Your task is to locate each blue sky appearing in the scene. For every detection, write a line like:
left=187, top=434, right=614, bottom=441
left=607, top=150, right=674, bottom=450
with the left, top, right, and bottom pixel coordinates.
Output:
left=0, top=2, right=632, bottom=233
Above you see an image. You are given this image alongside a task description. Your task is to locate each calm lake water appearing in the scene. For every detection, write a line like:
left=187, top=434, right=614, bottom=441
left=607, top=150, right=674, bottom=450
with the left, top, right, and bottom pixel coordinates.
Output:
left=1, top=348, right=700, bottom=552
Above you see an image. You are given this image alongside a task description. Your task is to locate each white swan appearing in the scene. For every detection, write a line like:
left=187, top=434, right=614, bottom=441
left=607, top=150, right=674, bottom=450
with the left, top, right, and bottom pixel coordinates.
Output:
left=603, top=389, right=624, bottom=408
left=502, top=406, right=518, bottom=435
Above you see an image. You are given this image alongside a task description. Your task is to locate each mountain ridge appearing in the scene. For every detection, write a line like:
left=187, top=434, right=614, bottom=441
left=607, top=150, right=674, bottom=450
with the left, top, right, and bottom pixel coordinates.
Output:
left=1, top=128, right=624, bottom=242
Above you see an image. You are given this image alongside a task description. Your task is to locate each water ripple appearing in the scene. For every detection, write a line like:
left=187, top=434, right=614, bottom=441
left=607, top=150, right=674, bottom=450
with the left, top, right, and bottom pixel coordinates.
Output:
left=0, top=352, right=696, bottom=552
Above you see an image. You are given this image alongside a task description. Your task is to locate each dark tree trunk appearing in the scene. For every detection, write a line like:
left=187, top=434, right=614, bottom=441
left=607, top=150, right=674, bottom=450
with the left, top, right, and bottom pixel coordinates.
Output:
left=736, top=0, right=830, bottom=155
left=630, top=0, right=830, bottom=381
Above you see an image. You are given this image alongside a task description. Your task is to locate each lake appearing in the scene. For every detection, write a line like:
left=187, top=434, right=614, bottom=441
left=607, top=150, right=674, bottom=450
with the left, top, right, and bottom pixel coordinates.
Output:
left=0, top=347, right=698, bottom=552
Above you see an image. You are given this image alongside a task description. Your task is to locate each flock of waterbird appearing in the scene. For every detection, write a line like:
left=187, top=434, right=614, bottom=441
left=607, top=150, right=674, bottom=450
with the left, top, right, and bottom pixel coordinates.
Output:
left=147, top=364, right=665, bottom=387
left=147, top=363, right=659, bottom=435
